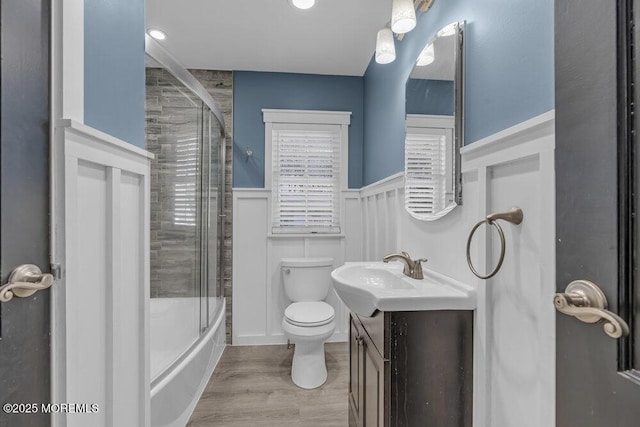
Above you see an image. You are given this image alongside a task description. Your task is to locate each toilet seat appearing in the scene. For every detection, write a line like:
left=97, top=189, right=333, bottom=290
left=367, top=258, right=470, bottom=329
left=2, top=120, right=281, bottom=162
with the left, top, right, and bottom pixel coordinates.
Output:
left=284, top=301, right=335, bottom=327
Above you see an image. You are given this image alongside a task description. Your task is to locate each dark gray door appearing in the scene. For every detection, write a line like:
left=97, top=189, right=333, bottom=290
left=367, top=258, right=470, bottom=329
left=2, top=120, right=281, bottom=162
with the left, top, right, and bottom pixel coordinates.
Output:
left=556, top=0, right=640, bottom=425
left=0, top=0, right=51, bottom=426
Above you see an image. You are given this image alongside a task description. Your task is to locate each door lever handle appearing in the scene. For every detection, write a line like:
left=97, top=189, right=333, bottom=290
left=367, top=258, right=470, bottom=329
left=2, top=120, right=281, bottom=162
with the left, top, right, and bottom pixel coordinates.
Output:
left=0, top=264, right=54, bottom=302
left=554, top=279, right=629, bottom=339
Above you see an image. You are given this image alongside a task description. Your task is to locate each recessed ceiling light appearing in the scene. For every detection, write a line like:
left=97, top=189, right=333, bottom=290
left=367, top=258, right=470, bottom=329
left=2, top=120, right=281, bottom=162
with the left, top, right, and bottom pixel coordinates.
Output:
left=289, top=0, right=316, bottom=10
left=148, top=29, right=167, bottom=40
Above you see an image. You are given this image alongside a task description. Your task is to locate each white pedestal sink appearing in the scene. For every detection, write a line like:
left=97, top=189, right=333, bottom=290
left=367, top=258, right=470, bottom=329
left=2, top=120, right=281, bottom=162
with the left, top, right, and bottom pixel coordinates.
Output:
left=331, top=261, right=476, bottom=317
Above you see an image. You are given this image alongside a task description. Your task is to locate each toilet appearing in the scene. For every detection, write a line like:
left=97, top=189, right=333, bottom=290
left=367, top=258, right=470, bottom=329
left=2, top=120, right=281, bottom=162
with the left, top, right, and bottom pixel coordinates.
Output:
left=281, top=257, right=336, bottom=389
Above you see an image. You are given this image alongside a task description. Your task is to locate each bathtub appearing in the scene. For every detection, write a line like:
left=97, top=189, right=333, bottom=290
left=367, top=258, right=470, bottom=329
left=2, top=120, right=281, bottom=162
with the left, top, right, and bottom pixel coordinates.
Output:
left=150, top=297, right=226, bottom=427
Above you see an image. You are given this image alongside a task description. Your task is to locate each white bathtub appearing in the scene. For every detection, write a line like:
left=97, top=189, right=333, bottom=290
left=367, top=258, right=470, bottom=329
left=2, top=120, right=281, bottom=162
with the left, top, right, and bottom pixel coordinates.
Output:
left=150, top=297, right=226, bottom=427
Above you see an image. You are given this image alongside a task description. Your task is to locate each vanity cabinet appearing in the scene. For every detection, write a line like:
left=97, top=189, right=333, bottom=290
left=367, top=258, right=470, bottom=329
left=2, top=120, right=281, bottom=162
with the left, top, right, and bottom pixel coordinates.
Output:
left=348, top=310, right=473, bottom=427
left=349, top=315, right=386, bottom=427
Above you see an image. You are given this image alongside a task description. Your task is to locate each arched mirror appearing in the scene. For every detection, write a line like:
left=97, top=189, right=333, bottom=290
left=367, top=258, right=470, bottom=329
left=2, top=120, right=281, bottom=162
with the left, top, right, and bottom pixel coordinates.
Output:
left=404, top=21, right=464, bottom=221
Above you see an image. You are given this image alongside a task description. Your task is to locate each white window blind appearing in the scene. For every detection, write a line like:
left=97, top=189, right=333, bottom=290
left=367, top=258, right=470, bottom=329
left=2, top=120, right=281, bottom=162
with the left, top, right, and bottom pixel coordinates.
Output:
left=173, top=138, right=199, bottom=226
left=271, top=126, right=341, bottom=234
left=404, top=128, right=452, bottom=217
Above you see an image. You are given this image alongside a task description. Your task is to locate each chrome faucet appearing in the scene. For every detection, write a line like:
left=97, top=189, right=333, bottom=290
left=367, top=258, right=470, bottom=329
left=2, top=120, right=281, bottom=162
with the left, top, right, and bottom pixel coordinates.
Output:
left=382, top=251, right=428, bottom=280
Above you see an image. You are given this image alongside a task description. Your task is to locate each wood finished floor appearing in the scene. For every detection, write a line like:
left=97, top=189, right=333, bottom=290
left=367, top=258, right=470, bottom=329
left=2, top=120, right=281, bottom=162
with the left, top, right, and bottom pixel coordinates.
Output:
left=188, top=343, right=349, bottom=427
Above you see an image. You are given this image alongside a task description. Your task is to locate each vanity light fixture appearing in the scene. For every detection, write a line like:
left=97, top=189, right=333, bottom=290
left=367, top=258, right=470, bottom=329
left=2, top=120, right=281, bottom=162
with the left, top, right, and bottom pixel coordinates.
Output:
left=376, top=0, right=435, bottom=65
left=289, top=0, right=316, bottom=9
left=147, top=29, right=167, bottom=40
left=375, top=27, right=396, bottom=64
left=391, top=0, right=417, bottom=34
left=416, top=43, right=434, bottom=66
left=418, top=0, right=436, bottom=13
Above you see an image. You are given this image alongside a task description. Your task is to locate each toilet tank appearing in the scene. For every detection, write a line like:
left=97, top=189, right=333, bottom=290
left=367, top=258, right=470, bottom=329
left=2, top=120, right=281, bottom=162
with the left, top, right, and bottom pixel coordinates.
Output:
left=281, top=257, right=334, bottom=302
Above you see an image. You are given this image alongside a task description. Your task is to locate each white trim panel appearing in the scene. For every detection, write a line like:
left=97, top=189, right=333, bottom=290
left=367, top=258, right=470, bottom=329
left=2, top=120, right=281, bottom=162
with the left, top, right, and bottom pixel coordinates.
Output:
left=232, top=189, right=361, bottom=345
left=51, top=0, right=84, bottom=122
left=406, top=114, right=455, bottom=129
left=463, top=110, right=556, bottom=427
left=262, top=109, right=352, bottom=125
left=232, top=111, right=555, bottom=426
left=51, top=120, right=152, bottom=427
left=360, top=111, right=556, bottom=427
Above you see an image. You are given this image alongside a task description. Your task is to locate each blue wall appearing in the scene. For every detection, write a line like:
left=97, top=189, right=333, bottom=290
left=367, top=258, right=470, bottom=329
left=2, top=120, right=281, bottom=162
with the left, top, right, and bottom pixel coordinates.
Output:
left=84, top=0, right=146, bottom=147
left=233, top=71, right=364, bottom=188
left=406, top=79, right=454, bottom=115
left=363, top=0, right=554, bottom=185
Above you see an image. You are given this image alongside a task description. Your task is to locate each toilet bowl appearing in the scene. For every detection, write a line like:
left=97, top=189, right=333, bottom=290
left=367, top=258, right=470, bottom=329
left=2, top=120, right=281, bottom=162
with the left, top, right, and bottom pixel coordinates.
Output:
left=281, top=258, right=335, bottom=389
left=282, top=301, right=336, bottom=389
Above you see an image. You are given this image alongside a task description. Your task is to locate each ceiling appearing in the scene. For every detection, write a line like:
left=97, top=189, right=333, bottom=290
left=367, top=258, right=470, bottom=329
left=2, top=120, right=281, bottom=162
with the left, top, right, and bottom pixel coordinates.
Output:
left=146, top=0, right=392, bottom=76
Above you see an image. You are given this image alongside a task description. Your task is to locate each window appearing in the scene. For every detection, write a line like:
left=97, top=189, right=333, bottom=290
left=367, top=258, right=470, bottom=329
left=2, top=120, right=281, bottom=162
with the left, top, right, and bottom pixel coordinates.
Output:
left=404, top=114, right=455, bottom=220
left=173, top=138, right=199, bottom=226
left=264, top=110, right=350, bottom=235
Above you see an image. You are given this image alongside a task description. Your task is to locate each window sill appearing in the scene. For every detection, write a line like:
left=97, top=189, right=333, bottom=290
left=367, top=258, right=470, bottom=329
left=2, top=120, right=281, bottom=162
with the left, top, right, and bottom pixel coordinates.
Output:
left=267, top=233, right=345, bottom=239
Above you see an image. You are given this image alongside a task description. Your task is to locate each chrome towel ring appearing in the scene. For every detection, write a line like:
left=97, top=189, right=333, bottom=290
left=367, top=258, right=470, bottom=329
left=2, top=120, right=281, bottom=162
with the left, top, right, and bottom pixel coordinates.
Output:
left=466, top=207, right=523, bottom=279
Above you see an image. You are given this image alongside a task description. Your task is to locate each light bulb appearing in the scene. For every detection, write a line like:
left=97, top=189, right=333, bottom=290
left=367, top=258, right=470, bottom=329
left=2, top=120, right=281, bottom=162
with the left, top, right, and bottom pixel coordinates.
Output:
left=376, top=28, right=396, bottom=64
left=290, top=0, right=316, bottom=9
left=416, top=43, right=435, bottom=66
left=391, top=0, right=416, bottom=34
left=148, top=29, right=166, bottom=40
left=437, top=23, right=457, bottom=37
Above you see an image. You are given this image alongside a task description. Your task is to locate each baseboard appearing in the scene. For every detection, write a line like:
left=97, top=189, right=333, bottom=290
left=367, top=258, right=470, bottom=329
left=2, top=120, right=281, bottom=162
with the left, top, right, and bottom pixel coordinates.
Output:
left=233, top=331, right=348, bottom=346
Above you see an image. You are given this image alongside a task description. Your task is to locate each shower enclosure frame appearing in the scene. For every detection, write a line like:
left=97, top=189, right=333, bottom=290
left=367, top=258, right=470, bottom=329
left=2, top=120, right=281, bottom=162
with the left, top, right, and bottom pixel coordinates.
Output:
left=147, top=34, right=226, bottom=323
left=146, top=35, right=228, bottom=426
left=145, top=36, right=226, bottom=129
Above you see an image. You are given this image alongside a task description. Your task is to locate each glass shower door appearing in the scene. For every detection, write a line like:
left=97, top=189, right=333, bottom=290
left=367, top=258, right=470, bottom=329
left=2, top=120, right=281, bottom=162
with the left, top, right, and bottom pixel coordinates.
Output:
left=147, top=63, right=205, bottom=380
left=200, top=108, right=225, bottom=328
left=146, top=52, right=227, bottom=383
left=210, top=115, right=225, bottom=325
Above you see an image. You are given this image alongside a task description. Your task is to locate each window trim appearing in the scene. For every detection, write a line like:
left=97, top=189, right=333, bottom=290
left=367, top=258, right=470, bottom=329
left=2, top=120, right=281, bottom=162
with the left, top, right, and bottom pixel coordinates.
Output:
left=263, top=109, right=351, bottom=235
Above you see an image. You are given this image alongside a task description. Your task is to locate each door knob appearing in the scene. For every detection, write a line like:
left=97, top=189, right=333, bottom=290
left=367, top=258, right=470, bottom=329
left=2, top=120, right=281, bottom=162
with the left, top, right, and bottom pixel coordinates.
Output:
left=0, top=264, right=54, bottom=302
left=554, top=280, right=629, bottom=339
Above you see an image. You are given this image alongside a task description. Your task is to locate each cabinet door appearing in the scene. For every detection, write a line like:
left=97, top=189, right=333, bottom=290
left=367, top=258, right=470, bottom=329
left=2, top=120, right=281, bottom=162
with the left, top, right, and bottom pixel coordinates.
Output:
left=363, top=332, right=386, bottom=427
left=349, top=315, right=364, bottom=427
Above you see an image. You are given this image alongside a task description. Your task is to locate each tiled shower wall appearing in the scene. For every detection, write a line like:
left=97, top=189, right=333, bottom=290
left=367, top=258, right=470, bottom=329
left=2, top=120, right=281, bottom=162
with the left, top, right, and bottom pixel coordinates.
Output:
left=190, top=70, right=234, bottom=344
left=146, top=67, right=202, bottom=299
left=146, top=68, right=234, bottom=343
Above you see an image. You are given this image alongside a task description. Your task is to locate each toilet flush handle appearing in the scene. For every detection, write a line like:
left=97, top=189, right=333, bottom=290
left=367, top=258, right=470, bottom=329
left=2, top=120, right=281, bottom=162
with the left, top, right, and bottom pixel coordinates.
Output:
left=283, top=268, right=291, bottom=275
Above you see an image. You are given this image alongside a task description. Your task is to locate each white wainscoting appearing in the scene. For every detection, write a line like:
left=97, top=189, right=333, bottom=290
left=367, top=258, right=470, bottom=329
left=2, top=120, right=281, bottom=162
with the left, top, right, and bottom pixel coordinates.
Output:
left=359, top=111, right=556, bottom=427
left=232, top=112, right=555, bottom=426
left=52, top=120, right=152, bottom=427
left=232, top=189, right=361, bottom=345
